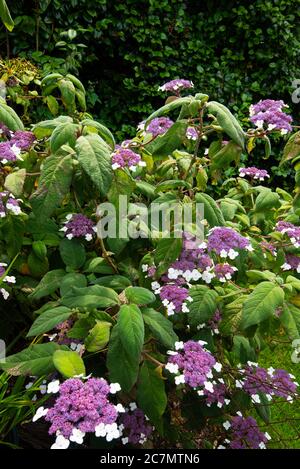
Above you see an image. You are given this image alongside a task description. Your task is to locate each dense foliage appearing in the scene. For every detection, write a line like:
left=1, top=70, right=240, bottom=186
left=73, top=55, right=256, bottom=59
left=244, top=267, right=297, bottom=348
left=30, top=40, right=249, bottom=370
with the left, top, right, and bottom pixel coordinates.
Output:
left=0, top=75, right=300, bottom=449
left=1, top=0, right=299, bottom=135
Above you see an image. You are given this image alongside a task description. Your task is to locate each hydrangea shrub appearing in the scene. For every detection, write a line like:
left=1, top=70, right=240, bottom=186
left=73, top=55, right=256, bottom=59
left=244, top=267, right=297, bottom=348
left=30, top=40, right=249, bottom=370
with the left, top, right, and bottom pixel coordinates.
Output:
left=0, top=79, right=299, bottom=449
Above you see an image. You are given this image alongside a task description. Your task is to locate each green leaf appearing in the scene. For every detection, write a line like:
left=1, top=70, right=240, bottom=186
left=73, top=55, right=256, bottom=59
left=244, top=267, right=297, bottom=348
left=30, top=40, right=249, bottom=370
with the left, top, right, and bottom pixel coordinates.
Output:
left=107, top=324, right=140, bottom=391
left=195, top=193, right=225, bottom=227
left=125, top=287, right=156, bottom=305
left=92, top=275, right=131, bottom=292
left=45, top=95, right=59, bottom=115
left=1, top=343, right=66, bottom=376
left=60, top=273, right=87, bottom=297
left=58, top=78, right=76, bottom=112
left=61, top=285, right=119, bottom=309
left=29, top=269, right=66, bottom=301
left=280, top=303, right=300, bottom=340
left=220, top=198, right=245, bottom=221
left=241, top=282, right=284, bottom=329
left=75, top=134, right=113, bottom=196
left=30, top=150, right=73, bottom=219
left=155, top=179, right=191, bottom=193
left=53, top=350, right=86, bottom=378
left=254, top=189, right=280, bottom=212
left=32, top=241, right=47, bottom=260
left=27, top=306, right=72, bottom=337
left=188, top=285, right=219, bottom=328
left=32, top=116, right=73, bottom=139
left=59, top=238, right=86, bottom=270
left=210, top=142, right=242, bottom=173
left=81, top=118, right=115, bottom=149
left=206, top=101, right=245, bottom=148
left=0, top=100, right=23, bottom=130
left=2, top=215, right=25, bottom=257
left=108, top=168, right=136, bottom=206
left=67, top=317, right=95, bottom=339
left=137, top=361, right=167, bottom=427
left=145, top=97, right=192, bottom=123
left=50, top=122, right=79, bottom=153
left=246, top=270, right=277, bottom=282
left=154, top=237, right=182, bottom=276
left=0, top=0, right=14, bottom=31
left=118, top=304, right=144, bottom=359
left=280, top=131, right=300, bottom=166
left=142, top=307, right=178, bottom=349
left=83, top=257, right=115, bottom=274
left=27, top=252, right=49, bottom=278
left=84, top=320, right=112, bottom=352
left=4, top=168, right=26, bottom=197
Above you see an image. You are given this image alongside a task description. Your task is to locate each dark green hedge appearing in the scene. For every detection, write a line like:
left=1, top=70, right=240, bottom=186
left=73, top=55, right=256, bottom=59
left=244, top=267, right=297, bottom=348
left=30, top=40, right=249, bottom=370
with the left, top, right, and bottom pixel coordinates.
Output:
left=1, top=0, right=300, bottom=138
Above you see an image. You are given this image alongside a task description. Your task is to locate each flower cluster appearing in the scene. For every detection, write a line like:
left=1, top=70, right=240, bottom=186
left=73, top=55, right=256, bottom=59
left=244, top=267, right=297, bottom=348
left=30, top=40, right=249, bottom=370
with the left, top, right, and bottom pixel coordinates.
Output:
left=0, top=141, right=21, bottom=163
left=207, top=227, right=253, bottom=259
left=214, top=263, right=237, bottom=282
left=239, top=167, right=270, bottom=181
left=249, top=99, right=292, bottom=134
left=236, top=362, right=298, bottom=403
left=146, top=117, right=174, bottom=137
left=222, top=414, right=270, bottom=449
left=60, top=213, right=97, bottom=241
left=120, top=403, right=152, bottom=445
left=0, top=262, right=16, bottom=300
left=276, top=221, right=300, bottom=248
left=0, top=129, right=35, bottom=164
left=0, top=191, right=22, bottom=217
left=201, top=381, right=229, bottom=408
left=33, top=378, right=123, bottom=449
left=186, top=126, right=199, bottom=140
left=111, top=147, right=146, bottom=171
left=159, top=284, right=191, bottom=315
left=281, top=254, right=300, bottom=273
left=166, top=340, right=220, bottom=389
left=158, top=79, right=194, bottom=94
left=10, top=130, right=35, bottom=150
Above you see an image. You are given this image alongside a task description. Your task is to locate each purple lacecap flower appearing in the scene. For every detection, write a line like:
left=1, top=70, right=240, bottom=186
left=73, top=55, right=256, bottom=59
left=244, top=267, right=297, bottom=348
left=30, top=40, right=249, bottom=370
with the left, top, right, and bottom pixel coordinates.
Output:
left=10, top=130, right=35, bottom=150
left=207, top=227, right=252, bottom=258
left=159, top=284, right=190, bottom=313
left=249, top=99, right=292, bottom=134
left=0, top=141, right=17, bottom=163
left=168, top=340, right=216, bottom=388
left=214, top=263, right=237, bottom=282
left=111, top=148, right=144, bottom=171
left=0, top=191, right=22, bottom=216
left=61, top=213, right=96, bottom=241
left=158, top=79, right=194, bottom=94
left=204, top=382, right=227, bottom=407
left=275, top=221, right=300, bottom=248
left=45, top=378, right=118, bottom=438
left=186, top=126, right=199, bottom=140
left=282, top=254, right=300, bottom=273
left=240, top=364, right=297, bottom=401
left=229, top=415, right=268, bottom=449
left=239, top=167, right=270, bottom=181
left=120, top=407, right=152, bottom=445
left=146, top=117, right=174, bottom=137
